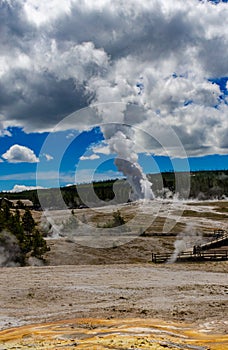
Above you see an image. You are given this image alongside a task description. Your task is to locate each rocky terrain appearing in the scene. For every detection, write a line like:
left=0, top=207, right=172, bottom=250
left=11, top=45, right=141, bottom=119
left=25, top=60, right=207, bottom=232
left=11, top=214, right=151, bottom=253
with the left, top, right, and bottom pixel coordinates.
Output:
left=0, top=199, right=227, bottom=349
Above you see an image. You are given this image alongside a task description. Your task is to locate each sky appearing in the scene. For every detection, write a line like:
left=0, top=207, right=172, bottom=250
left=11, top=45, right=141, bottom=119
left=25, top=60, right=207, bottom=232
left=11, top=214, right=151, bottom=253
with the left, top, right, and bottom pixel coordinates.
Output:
left=0, top=0, right=228, bottom=192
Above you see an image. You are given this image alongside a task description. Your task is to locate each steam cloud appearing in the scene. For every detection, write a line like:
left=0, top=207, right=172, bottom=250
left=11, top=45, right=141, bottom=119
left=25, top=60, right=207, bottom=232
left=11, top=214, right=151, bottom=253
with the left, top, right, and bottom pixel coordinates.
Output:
left=0, top=230, right=45, bottom=267
left=0, top=231, right=21, bottom=267
left=102, top=126, right=154, bottom=201
left=168, top=225, right=204, bottom=263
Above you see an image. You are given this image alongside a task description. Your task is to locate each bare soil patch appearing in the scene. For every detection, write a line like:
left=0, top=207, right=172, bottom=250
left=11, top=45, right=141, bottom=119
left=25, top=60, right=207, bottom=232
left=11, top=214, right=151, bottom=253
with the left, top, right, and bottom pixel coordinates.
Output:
left=0, top=264, right=227, bottom=331
left=0, top=200, right=227, bottom=348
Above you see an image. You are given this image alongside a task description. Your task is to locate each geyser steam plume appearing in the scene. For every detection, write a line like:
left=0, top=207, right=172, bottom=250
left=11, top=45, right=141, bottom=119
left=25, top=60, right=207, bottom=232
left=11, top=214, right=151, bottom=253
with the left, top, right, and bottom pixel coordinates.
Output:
left=103, top=126, right=154, bottom=200
left=168, top=225, right=204, bottom=263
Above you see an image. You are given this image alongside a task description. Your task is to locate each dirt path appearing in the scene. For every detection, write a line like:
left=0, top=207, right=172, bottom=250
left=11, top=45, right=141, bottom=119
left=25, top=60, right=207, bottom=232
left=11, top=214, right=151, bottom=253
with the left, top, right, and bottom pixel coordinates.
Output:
left=0, top=264, right=227, bottom=332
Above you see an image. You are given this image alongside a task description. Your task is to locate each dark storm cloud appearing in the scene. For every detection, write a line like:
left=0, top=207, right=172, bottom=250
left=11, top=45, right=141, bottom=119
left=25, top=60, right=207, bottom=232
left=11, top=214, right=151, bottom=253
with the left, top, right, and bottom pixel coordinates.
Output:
left=172, top=125, right=211, bottom=153
left=0, top=69, right=90, bottom=131
left=0, top=0, right=35, bottom=51
left=0, top=1, right=105, bottom=131
left=198, top=37, right=228, bottom=77
left=0, top=0, right=227, bottom=156
left=51, top=3, right=196, bottom=61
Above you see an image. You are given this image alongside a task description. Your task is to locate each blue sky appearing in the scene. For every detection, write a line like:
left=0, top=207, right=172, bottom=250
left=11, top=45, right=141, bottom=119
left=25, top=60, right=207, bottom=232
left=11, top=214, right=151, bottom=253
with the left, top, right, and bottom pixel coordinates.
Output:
left=0, top=125, right=227, bottom=192
left=0, top=0, right=227, bottom=192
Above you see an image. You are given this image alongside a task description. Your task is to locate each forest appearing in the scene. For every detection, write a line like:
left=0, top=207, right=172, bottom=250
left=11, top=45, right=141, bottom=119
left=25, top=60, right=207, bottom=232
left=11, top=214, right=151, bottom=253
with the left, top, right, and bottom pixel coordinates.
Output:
left=0, top=170, right=227, bottom=266
left=1, top=170, right=228, bottom=210
left=0, top=202, right=49, bottom=266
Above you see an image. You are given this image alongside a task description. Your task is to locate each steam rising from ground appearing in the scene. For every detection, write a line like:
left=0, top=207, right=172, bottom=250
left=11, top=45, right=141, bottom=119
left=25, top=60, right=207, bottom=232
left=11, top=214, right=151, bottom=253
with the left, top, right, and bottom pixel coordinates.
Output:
left=41, top=211, right=64, bottom=239
left=0, top=231, right=20, bottom=267
left=0, top=230, right=45, bottom=267
left=168, top=225, right=204, bottom=263
left=40, top=197, right=228, bottom=251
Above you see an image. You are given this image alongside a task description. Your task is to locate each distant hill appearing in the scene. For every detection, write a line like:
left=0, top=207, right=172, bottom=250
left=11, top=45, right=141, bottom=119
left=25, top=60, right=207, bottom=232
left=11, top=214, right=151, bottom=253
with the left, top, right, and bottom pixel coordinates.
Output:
left=1, top=170, right=228, bottom=210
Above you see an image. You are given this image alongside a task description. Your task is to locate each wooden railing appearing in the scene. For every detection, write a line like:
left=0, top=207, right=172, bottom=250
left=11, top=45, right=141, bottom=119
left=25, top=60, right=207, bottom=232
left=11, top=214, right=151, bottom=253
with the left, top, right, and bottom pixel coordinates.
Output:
left=152, top=250, right=228, bottom=263
left=201, top=231, right=228, bottom=250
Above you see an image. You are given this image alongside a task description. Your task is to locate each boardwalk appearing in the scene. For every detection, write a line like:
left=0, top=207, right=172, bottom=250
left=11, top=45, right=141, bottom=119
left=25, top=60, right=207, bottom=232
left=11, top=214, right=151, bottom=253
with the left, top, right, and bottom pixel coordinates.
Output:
left=200, top=229, right=228, bottom=250
left=152, top=229, right=228, bottom=263
left=152, top=249, right=228, bottom=263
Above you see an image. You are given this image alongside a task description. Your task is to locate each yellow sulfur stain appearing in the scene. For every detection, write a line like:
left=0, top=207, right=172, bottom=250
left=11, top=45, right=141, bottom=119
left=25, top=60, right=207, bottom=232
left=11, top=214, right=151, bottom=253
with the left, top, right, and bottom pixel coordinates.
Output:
left=0, top=318, right=227, bottom=349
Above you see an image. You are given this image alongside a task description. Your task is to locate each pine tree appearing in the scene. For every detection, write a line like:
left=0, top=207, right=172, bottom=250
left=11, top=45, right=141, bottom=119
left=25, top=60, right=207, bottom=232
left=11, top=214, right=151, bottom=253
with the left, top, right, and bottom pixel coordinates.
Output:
left=2, top=202, right=11, bottom=223
left=0, top=204, right=49, bottom=265
left=31, top=229, right=49, bottom=258
left=7, top=210, right=24, bottom=243
left=22, top=208, right=35, bottom=233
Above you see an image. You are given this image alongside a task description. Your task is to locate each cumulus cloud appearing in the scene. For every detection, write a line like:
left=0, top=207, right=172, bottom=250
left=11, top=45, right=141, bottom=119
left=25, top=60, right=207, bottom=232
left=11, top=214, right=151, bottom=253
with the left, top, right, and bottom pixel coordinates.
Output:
left=10, top=184, right=45, bottom=193
left=80, top=153, right=100, bottom=161
left=0, top=0, right=227, bottom=157
left=2, top=144, right=39, bottom=163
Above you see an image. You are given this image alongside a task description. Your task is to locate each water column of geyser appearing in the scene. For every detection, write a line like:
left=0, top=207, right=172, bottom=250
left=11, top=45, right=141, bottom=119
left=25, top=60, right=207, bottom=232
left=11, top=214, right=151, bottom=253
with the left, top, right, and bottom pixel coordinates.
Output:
left=102, top=124, right=154, bottom=201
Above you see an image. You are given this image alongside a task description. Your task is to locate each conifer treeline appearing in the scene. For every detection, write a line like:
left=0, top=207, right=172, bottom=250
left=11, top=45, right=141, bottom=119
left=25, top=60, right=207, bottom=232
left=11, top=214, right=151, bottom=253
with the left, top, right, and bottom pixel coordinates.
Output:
left=1, top=171, right=228, bottom=210
left=0, top=202, right=49, bottom=266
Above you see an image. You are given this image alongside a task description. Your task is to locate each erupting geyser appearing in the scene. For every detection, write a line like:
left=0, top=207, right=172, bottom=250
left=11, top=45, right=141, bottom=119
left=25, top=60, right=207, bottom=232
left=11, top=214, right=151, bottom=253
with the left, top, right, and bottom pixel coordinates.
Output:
left=103, top=127, right=154, bottom=201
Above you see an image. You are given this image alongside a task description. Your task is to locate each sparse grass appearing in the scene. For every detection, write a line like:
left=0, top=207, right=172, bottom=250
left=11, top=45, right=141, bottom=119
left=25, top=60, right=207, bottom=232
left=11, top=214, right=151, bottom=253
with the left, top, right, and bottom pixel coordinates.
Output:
left=213, top=206, right=228, bottom=213
left=187, top=201, right=228, bottom=207
left=90, top=212, right=113, bottom=224
left=183, top=209, right=228, bottom=220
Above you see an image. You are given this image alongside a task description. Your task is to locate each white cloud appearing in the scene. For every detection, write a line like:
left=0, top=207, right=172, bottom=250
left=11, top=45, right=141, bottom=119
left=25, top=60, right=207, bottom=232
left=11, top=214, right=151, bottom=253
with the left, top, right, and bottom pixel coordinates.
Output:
left=92, top=144, right=111, bottom=155
left=2, top=144, right=39, bottom=163
left=10, top=185, right=45, bottom=193
left=0, top=171, right=73, bottom=182
left=0, top=119, right=11, bottom=137
left=66, top=132, right=75, bottom=139
left=43, top=153, right=54, bottom=161
left=24, top=0, right=74, bottom=26
left=80, top=154, right=100, bottom=161
left=0, top=129, right=11, bottom=137
left=0, top=0, right=227, bottom=158
left=0, top=172, right=38, bottom=181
